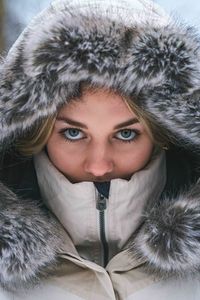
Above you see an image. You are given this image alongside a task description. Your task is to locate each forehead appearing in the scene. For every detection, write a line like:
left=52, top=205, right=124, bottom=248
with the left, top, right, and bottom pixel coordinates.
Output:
left=57, top=89, right=136, bottom=119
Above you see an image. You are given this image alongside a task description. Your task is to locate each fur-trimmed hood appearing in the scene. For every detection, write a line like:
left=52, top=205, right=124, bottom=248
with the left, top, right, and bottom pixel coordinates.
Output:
left=1, top=0, right=200, bottom=145
left=0, top=0, right=200, bottom=292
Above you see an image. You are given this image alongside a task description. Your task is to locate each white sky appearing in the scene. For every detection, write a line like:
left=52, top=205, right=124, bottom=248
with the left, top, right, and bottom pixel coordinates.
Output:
left=157, top=0, right=200, bottom=28
left=6, top=0, right=200, bottom=30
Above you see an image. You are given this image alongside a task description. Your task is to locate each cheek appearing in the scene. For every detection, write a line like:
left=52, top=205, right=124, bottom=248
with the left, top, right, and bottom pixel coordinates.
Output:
left=46, top=135, right=84, bottom=174
left=134, top=142, right=154, bottom=169
left=135, top=143, right=154, bottom=168
left=117, top=139, right=154, bottom=173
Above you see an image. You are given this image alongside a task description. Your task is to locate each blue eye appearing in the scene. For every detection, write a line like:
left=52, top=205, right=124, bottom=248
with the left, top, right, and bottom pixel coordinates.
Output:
left=115, top=129, right=138, bottom=141
left=61, top=128, right=85, bottom=141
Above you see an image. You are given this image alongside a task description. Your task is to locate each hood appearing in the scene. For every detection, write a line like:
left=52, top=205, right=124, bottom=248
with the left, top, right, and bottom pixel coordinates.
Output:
left=0, top=0, right=200, bottom=291
left=0, top=0, right=200, bottom=146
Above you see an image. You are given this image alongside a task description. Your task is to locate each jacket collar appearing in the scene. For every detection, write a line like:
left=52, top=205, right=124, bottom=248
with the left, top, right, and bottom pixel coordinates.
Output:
left=34, top=149, right=166, bottom=265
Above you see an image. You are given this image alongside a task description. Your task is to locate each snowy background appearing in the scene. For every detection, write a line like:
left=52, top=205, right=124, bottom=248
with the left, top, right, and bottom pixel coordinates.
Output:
left=3, top=0, right=200, bottom=50
left=158, top=0, right=200, bottom=28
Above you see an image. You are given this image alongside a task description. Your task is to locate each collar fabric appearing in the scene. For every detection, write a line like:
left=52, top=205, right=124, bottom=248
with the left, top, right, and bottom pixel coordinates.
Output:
left=34, top=150, right=166, bottom=266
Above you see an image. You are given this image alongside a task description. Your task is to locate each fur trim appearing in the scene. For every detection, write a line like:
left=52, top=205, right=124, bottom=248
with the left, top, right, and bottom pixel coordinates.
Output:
left=138, top=87, right=200, bottom=147
left=130, top=179, right=200, bottom=276
left=0, top=3, right=200, bottom=146
left=0, top=182, right=66, bottom=291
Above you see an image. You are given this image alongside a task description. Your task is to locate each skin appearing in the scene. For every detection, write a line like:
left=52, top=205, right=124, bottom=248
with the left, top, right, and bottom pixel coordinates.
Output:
left=46, top=89, right=154, bottom=183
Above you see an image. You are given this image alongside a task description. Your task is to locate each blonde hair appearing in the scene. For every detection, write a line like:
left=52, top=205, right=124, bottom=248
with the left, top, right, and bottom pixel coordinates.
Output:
left=16, top=86, right=172, bottom=156
left=123, top=97, right=173, bottom=149
left=16, top=115, right=57, bottom=156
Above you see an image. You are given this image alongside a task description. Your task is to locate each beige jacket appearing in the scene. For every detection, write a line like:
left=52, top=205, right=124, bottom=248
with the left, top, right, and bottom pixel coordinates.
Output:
left=1, top=238, right=200, bottom=300
left=34, top=150, right=166, bottom=266
left=0, top=150, right=200, bottom=299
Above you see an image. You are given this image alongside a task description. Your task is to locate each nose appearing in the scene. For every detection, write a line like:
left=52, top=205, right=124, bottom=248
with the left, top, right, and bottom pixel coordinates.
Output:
left=84, top=143, right=114, bottom=177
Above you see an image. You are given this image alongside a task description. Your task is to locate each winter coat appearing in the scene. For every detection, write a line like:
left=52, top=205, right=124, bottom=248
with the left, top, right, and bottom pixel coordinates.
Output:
left=0, top=0, right=200, bottom=299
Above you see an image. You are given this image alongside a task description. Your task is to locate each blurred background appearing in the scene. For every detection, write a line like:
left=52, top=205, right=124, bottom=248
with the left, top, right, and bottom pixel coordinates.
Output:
left=0, top=0, right=200, bottom=53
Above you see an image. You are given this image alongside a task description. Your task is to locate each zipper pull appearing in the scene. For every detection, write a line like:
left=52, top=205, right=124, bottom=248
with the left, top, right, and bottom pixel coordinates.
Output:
left=96, top=194, right=107, bottom=211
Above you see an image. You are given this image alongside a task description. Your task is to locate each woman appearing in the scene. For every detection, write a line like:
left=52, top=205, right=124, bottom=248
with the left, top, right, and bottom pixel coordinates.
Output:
left=0, top=0, right=200, bottom=299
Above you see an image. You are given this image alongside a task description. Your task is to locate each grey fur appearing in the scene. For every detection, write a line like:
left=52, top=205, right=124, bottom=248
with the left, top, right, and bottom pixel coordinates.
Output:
left=0, top=5, right=200, bottom=145
left=138, top=87, right=200, bottom=146
left=0, top=182, right=66, bottom=291
left=131, top=179, right=200, bottom=276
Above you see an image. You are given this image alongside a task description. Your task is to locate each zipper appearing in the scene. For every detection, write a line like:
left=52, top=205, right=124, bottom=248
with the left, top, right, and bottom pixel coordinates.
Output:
left=96, top=193, right=109, bottom=267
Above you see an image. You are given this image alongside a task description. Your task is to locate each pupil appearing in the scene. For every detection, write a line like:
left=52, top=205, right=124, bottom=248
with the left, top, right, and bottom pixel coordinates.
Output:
left=122, top=130, right=131, bottom=138
left=69, top=129, right=79, bottom=137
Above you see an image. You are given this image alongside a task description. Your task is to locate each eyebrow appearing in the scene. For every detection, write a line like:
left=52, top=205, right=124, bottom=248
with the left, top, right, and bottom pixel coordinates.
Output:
left=56, top=117, right=88, bottom=129
left=56, top=117, right=139, bottom=129
left=114, top=118, right=139, bottom=129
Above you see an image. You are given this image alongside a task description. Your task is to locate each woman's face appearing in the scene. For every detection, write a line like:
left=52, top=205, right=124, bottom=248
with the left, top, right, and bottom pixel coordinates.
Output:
left=46, top=89, right=154, bottom=183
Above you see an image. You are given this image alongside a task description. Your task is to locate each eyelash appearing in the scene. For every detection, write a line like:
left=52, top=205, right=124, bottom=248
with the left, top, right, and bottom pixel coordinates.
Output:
left=58, top=128, right=141, bottom=143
